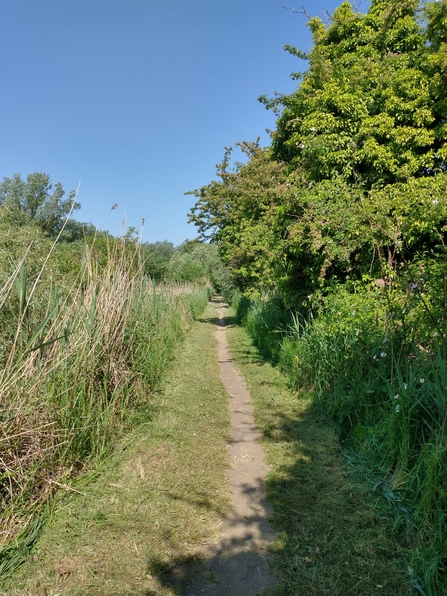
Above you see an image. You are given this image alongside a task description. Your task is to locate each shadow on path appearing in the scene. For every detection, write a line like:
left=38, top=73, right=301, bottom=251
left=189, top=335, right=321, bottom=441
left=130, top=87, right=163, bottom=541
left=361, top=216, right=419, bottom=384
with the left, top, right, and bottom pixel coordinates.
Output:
left=147, top=299, right=277, bottom=596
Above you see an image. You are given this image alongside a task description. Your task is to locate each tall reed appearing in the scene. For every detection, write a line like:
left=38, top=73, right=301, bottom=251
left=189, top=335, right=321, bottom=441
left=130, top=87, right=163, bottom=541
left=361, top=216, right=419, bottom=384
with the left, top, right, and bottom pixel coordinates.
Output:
left=0, top=237, right=207, bottom=571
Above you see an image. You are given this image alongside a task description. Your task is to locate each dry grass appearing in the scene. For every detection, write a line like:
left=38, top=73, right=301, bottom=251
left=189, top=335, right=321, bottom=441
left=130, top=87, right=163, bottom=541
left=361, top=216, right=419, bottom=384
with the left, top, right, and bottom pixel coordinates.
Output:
left=0, top=239, right=205, bottom=572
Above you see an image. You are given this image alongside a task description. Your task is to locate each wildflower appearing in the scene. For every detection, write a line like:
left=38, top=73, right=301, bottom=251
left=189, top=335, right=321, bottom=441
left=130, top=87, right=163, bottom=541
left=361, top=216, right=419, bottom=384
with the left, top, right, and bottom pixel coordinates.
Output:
left=380, top=352, right=387, bottom=358
left=419, top=378, right=425, bottom=384
left=432, top=199, right=439, bottom=206
left=403, top=383, right=408, bottom=390
left=394, top=394, right=399, bottom=399
left=396, top=404, right=401, bottom=413
left=372, top=355, right=377, bottom=360
left=299, top=143, right=306, bottom=149
left=310, top=127, right=316, bottom=132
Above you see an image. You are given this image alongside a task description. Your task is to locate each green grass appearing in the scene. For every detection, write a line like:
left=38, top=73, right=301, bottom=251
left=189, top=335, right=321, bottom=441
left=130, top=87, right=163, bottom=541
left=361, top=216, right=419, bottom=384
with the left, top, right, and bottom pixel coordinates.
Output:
left=3, top=303, right=231, bottom=595
left=226, top=312, right=411, bottom=596
left=236, top=289, right=447, bottom=595
left=0, top=234, right=216, bottom=581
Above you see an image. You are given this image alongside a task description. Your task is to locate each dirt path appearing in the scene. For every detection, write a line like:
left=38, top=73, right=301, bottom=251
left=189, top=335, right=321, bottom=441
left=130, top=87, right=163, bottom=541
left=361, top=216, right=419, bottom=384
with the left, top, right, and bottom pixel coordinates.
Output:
left=184, top=300, right=277, bottom=595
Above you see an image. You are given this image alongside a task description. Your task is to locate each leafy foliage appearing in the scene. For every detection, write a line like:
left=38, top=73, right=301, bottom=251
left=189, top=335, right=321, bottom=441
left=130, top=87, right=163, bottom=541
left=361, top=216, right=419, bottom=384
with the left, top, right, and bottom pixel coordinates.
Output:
left=0, top=173, right=80, bottom=236
left=190, top=0, right=447, bottom=304
left=188, top=1, right=447, bottom=593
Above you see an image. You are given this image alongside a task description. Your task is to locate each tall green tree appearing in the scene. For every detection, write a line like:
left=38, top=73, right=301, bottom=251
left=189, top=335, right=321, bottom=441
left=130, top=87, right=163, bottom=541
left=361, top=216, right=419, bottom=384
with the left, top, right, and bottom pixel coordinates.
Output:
left=188, top=142, right=289, bottom=295
left=0, top=172, right=79, bottom=236
left=190, top=0, right=447, bottom=302
left=262, top=0, right=440, bottom=187
left=141, top=240, right=176, bottom=280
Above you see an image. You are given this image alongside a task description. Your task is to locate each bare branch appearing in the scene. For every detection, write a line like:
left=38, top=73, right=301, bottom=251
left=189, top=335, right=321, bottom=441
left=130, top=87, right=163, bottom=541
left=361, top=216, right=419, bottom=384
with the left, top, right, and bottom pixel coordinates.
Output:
left=282, top=5, right=312, bottom=19
left=318, top=9, right=332, bottom=24
left=350, top=0, right=366, bottom=12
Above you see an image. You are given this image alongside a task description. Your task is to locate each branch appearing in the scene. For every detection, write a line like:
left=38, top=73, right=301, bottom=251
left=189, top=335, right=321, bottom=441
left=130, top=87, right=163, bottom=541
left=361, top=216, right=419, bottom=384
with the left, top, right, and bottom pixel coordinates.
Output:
left=350, top=0, right=366, bottom=12
left=318, top=9, right=332, bottom=24
left=282, top=5, right=312, bottom=19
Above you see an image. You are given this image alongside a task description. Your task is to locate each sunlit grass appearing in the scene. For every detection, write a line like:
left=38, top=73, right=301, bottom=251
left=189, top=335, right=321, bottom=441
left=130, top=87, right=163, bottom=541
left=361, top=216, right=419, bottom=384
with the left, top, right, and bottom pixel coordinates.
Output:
left=226, top=314, right=409, bottom=596
left=4, top=303, right=230, bottom=595
left=0, top=236, right=210, bottom=576
left=236, top=288, right=447, bottom=596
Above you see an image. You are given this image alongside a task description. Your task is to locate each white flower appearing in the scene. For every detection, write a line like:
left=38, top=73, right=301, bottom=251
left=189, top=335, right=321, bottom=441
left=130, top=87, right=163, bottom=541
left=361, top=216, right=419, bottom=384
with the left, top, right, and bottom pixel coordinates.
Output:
left=373, top=355, right=377, bottom=360
left=380, top=352, right=387, bottom=358
left=310, top=127, right=316, bottom=132
left=299, top=143, right=306, bottom=149
left=396, top=404, right=401, bottom=413
left=420, top=378, right=425, bottom=384
left=403, top=383, right=408, bottom=390
left=432, top=199, right=439, bottom=206
left=394, top=394, right=399, bottom=399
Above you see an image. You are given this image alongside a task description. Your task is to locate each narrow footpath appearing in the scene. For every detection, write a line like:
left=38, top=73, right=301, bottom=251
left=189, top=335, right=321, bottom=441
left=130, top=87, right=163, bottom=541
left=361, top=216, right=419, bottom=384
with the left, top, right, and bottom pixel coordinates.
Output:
left=3, top=300, right=277, bottom=596
left=184, top=299, right=277, bottom=595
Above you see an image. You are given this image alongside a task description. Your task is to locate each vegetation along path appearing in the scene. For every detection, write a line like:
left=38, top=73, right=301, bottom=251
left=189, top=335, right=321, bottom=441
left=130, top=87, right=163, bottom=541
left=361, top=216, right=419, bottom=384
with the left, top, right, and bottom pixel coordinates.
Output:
left=4, top=299, right=410, bottom=595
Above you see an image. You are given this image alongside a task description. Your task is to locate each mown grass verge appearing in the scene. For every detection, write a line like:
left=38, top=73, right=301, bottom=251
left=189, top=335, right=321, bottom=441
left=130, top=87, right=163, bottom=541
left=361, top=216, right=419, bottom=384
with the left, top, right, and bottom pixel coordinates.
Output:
left=225, top=311, right=411, bottom=596
left=2, top=302, right=230, bottom=595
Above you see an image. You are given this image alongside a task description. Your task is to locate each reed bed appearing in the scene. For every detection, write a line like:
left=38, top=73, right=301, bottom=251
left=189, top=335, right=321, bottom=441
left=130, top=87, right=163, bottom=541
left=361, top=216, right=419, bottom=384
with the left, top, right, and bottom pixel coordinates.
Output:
left=0, top=238, right=209, bottom=572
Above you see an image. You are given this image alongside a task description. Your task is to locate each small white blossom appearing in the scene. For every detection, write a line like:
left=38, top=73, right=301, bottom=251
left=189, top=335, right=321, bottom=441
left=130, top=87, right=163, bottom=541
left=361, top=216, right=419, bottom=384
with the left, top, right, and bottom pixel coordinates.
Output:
left=396, top=404, right=401, bottom=413
left=299, top=143, right=306, bottom=149
left=394, top=394, right=399, bottom=399
left=420, top=378, right=425, bottom=384
left=432, top=199, right=439, bottom=206
left=380, top=352, right=387, bottom=358
left=372, top=355, right=377, bottom=360
left=403, top=383, right=408, bottom=390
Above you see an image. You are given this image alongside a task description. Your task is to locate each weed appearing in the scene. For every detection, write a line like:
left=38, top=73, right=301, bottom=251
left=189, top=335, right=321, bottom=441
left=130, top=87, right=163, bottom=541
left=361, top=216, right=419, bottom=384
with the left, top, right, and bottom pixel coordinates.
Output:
left=226, top=317, right=409, bottom=595
left=4, top=303, right=230, bottom=595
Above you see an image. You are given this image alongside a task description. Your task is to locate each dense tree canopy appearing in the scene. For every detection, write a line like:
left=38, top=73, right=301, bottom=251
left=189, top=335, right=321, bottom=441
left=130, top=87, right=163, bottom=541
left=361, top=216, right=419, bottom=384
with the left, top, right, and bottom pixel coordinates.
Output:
left=0, top=172, right=80, bottom=236
left=189, top=0, right=447, bottom=303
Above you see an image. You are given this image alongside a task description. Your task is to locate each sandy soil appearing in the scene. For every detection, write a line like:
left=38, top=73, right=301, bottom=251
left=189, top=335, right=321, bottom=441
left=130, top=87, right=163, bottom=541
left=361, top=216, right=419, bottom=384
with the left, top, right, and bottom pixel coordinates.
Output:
left=184, top=300, right=277, bottom=595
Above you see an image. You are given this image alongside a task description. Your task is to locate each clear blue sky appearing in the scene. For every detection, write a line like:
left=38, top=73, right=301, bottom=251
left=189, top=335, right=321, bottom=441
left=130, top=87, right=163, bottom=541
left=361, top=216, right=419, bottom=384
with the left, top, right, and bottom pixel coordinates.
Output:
left=1, top=0, right=364, bottom=245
